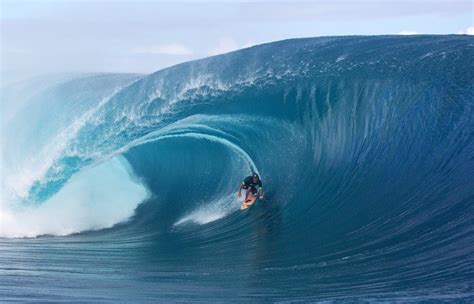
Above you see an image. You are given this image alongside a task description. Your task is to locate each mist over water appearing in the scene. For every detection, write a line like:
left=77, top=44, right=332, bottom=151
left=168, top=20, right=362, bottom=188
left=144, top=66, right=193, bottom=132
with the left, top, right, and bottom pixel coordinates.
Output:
left=1, top=36, right=473, bottom=302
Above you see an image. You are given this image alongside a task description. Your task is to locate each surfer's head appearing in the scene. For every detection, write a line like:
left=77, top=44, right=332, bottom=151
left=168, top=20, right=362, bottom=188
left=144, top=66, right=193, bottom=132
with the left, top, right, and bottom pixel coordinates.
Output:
left=252, top=173, right=259, bottom=182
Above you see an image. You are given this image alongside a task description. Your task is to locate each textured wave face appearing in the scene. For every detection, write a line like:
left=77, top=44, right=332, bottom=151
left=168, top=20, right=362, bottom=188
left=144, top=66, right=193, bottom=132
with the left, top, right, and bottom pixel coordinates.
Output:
left=1, top=36, right=473, bottom=301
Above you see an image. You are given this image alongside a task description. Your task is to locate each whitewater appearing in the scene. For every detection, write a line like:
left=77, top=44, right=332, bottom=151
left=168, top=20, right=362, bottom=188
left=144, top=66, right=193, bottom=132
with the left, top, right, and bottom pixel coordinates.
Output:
left=1, top=36, right=473, bottom=302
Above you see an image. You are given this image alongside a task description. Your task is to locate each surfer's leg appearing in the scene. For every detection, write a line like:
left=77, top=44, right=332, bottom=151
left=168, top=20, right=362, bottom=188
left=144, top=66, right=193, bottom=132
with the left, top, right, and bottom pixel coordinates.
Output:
left=245, top=187, right=253, bottom=202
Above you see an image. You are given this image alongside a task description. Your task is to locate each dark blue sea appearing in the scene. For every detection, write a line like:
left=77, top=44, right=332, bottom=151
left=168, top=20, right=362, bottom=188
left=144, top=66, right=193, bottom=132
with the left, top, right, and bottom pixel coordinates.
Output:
left=1, top=36, right=473, bottom=302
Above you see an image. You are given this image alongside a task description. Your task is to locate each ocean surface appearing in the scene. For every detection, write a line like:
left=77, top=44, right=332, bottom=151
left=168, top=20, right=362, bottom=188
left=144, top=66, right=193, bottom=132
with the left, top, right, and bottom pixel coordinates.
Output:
left=1, top=36, right=473, bottom=302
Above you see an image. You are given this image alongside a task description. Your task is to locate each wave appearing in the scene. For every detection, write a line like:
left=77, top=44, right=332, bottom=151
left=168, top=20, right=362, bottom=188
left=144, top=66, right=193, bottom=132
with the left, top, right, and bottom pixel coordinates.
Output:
left=1, top=35, right=473, bottom=300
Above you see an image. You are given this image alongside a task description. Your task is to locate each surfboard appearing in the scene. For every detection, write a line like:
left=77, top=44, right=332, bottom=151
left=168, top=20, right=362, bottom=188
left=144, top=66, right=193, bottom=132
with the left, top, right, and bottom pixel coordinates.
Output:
left=240, top=193, right=257, bottom=210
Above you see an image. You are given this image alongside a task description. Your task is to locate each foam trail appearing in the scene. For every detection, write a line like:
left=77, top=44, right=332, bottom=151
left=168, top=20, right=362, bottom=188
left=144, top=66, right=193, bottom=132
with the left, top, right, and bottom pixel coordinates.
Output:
left=174, top=194, right=241, bottom=226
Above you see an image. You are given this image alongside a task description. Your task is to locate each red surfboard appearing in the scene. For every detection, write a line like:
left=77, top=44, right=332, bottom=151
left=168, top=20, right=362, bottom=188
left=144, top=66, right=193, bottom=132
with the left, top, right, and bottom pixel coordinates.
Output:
left=240, top=193, right=257, bottom=210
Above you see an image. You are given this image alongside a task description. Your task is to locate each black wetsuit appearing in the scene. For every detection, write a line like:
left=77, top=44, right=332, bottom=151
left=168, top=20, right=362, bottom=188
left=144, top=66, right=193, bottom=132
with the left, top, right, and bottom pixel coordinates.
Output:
left=242, top=176, right=263, bottom=195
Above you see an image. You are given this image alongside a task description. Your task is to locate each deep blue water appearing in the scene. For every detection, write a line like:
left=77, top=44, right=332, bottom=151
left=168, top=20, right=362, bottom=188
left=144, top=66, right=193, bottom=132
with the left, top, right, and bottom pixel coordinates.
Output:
left=1, top=36, right=473, bottom=302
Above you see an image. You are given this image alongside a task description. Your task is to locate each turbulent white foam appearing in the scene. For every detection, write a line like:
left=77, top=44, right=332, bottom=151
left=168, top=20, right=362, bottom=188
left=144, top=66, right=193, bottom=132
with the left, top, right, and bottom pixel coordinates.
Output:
left=0, top=157, right=148, bottom=238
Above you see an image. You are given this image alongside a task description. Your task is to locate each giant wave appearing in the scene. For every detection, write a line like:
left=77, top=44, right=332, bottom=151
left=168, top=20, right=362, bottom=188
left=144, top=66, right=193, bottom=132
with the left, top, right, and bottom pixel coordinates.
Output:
left=1, top=36, right=473, bottom=301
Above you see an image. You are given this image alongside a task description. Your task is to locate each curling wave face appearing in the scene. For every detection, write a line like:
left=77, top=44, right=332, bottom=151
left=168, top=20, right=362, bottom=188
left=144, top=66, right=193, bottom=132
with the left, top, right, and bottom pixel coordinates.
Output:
left=1, top=36, right=473, bottom=301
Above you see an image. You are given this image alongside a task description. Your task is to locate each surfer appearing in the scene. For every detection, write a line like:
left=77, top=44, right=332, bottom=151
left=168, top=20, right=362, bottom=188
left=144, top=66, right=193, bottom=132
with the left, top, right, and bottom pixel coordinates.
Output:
left=238, top=173, right=264, bottom=201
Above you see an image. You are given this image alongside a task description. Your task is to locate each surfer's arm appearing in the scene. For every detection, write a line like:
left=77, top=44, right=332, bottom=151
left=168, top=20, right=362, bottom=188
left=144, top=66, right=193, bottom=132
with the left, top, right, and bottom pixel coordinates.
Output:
left=237, top=183, right=244, bottom=197
left=258, top=187, right=264, bottom=199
